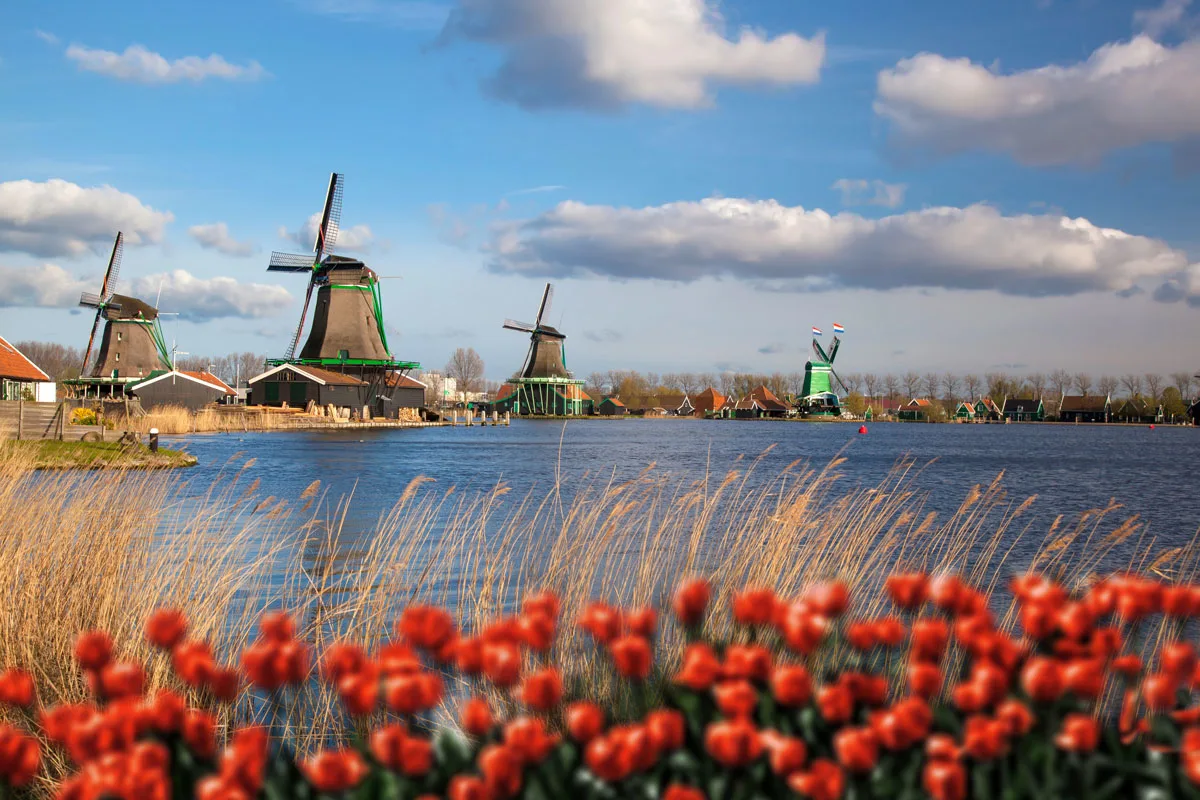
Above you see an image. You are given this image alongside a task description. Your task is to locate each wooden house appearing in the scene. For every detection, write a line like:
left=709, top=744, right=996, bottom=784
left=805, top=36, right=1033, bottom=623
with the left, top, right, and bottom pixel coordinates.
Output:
left=597, top=397, right=627, bottom=416
left=129, top=370, right=236, bottom=411
left=1112, top=397, right=1160, bottom=424
left=955, top=402, right=976, bottom=421
left=1059, top=394, right=1110, bottom=423
left=733, top=396, right=766, bottom=419
left=248, top=364, right=367, bottom=411
left=749, top=385, right=789, bottom=418
left=0, top=336, right=55, bottom=402
left=898, top=398, right=933, bottom=422
left=1002, top=397, right=1044, bottom=422
left=650, top=393, right=694, bottom=416
left=974, top=397, right=1003, bottom=421
left=691, top=388, right=727, bottom=418
left=1189, top=399, right=1200, bottom=426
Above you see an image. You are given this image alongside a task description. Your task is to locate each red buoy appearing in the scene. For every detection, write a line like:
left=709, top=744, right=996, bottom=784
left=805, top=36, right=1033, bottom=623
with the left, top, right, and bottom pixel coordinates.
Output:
left=1150, top=424, right=1155, bottom=430
left=858, top=425, right=868, bottom=434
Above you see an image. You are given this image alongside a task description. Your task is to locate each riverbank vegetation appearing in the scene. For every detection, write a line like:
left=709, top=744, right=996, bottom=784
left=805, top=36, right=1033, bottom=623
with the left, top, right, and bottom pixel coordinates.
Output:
left=2, top=439, right=196, bottom=469
left=0, top=444, right=1196, bottom=795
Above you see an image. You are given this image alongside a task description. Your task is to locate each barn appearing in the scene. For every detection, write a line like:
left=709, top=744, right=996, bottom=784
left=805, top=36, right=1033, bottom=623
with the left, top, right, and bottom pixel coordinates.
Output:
left=128, top=370, right=237, bottom=411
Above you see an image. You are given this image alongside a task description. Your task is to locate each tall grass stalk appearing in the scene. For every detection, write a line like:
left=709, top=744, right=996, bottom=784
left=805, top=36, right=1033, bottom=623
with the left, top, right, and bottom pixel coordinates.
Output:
left=1, top=438, right=1197, bottom=773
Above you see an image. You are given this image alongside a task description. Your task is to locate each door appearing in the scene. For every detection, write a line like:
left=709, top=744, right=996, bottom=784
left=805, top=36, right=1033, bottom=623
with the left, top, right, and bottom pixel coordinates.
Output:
left=290, top=382, right=308, bottom=405
left=264, top=382, right=279, bottom=403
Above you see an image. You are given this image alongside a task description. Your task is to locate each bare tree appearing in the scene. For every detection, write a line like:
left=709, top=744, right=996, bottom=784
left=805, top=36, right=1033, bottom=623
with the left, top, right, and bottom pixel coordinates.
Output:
left=1098, top=376, right=1119, bottom=400
left=1048, top=369, right=1071, bottom=400
left=697, top=373, right=718, bottom=393
left=922, top=372, right=940, bottom=400
left=940, top=373, right=960, bottom=404
left=787, top=371, right=807, bottom=396
left=842, top=373, right=863, bottom=395
left=1119, top=374, right=1142, bottom=398
left=446, top=347, right=485, bottom=398
left=883, top=374, right=901, bottom=400
left=1172, top=372, right=1195, bottom=403
left=963, top=374, right=981, bottom=401
left=644, top=372, right=661, bottom=391
left=1144, top=374, right=1164, bottom=405
left=586, top=372, right=609, bottom=397
left=863, top=373, right=879, bottom=403
left=1073, top=373, right=1093, bottom=396
left=903, top=371, right=921, bottom=398
left=1025, top=373, right=1045, bottom=401
left=718, top=372, right=737, bottom=398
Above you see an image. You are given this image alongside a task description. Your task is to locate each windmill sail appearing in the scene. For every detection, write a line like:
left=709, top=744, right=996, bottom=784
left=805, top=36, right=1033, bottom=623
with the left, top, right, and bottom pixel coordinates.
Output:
left=80, top=232, right=124, bottom=373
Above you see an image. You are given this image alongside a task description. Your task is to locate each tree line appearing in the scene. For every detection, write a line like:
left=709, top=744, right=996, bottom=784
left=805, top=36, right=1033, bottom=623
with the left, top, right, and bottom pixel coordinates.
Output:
left=15, top=341, right=268, bottom=387
left=581, top=369, right=1200, bottom=416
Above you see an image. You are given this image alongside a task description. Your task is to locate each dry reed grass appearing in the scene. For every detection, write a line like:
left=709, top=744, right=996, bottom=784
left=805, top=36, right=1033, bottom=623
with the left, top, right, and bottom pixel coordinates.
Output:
left=1, top=437, right=1198, bottom=781
left=124, top=406, right=291, bottom=435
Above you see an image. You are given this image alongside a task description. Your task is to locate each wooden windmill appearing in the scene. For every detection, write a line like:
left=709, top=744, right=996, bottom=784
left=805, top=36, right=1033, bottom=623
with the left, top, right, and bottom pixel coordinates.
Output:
left=77, top=232, right=171, bottom=385
left=497, top=283, right=586, bottom=415
left=267, top=173, right=391, bottom=364
left=799, top=323, right=847, bottom=417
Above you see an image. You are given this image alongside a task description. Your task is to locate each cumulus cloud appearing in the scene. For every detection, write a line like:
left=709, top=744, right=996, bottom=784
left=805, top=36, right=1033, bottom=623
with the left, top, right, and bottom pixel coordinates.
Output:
left=0, top=264, right=293, bottom=320
left=1135, top=0, right=1192, bottom=38
left=440, top=0, right=825, bottom=110
left=831, top=179, right=906, bottom=208
left=875, top=34, right=1200, bottom=165
left=486, top=197, right=1200, bottom=306
left=128, top=271, right=293, bottom=321
left=34, top=30, right=60, bottom=45
left=0, top=179, right=173, bottom=258
left=0, top=263, right=94, bottom=308
left=66, top=43, right=267, bottom=84
left=279, top=213, right=374, bottom=252
left=188, top=222, right=258, bottom=257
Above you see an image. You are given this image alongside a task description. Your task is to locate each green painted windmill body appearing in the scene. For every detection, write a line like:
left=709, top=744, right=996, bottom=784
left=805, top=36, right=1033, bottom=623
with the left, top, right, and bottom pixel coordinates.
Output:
left=495, top=283, right=588, bottom=416
left=799, top=328, right=846, bottom=417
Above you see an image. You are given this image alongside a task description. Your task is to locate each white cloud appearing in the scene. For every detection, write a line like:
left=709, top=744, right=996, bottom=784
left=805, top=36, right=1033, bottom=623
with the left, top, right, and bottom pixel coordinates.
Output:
left=874, top=35, right=1200, bottom=165
left=440, top=0, right=825, bottom=110
left=1134, top=0, right=1192, bottom=38
left=129, top=271, right=293, bottom=321
left=831, top=179, right=906, bottom=208
left=279, top=213, right=374, bottom=252
left=0, top=264, right=291, bottom=321
left=66, top=43, right=267, bottom=84
left=486, top=197, right=1200, bottom=306
left=0, top=179, right=173, bottom=258
left=34, top=30, right=60, bottom=45
left=188, top=222, right=258, bottom=257
left=0, top=263, right=93, bottom=308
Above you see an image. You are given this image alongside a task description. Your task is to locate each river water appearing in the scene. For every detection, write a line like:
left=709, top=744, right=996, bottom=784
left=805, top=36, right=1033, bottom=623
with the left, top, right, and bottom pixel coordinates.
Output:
left=168, top=419, right=1200, bottom=577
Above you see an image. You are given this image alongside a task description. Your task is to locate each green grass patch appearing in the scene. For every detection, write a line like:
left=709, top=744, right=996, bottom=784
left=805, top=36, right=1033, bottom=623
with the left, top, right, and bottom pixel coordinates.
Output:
left=8, top=439, right=197, bottom=470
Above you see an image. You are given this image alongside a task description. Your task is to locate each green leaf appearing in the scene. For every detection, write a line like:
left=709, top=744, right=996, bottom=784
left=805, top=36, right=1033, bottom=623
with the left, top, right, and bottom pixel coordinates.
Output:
left=434, top=728, right=472, bottom=776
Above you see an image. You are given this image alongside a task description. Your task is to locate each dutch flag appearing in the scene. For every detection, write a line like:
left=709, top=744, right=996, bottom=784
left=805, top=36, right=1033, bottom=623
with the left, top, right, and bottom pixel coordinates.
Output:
left=812, top=326, right=822, bottom=336
left=832, top=323, right=845, bottom=334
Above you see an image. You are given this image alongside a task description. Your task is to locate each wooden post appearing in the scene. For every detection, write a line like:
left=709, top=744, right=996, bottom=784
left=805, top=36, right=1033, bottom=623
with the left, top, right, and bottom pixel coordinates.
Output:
left=17, top=400, right=23, bottom=441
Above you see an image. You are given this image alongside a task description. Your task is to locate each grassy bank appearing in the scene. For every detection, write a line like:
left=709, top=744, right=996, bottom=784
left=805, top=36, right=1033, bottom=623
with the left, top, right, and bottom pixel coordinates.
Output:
left=0, top=439, right=1197, bottom=789
left=4, top=439, right=197, bottom=469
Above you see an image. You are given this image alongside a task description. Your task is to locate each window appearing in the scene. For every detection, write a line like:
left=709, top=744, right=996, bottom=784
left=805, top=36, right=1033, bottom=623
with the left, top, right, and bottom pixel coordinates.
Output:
left=338, top=350, right=349, bottom=359
left=117, top=331, right=123, bottom=342
left=115, top=353, right=120, bottom=362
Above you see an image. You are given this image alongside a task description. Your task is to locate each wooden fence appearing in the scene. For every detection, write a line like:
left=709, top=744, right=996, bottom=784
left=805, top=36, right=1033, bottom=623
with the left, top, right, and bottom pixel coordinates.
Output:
left=0, top=400, right=107, bottom=441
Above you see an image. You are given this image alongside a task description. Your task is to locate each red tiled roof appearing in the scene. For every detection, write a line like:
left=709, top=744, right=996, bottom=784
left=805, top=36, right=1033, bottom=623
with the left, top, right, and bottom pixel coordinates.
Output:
left=0, top=336, right=51, bottom=382
left=181, top=370, right=236, bottom=395
left=692, top=387, right=726, bottom=413
left=603, top=397, right=626, bottom=408
left=909, top=398, right=933, bottom=407
left=750, top=385, right=788, bottom=412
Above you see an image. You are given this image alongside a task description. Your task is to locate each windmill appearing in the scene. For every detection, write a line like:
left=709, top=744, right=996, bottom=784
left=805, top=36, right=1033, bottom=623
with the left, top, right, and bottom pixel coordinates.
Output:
left=798, top=323, right=847, bottom=417
left=267, top=172, right=390, bottom=363
left=498, top=283, right=587, bottom=415
left=75, top=232, right=171, bottom=390
left=79, top=232, right=124, bottom=374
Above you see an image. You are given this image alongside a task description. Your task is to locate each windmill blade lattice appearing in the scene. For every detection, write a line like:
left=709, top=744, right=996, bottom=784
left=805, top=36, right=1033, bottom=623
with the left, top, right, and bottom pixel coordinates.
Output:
left=79, top=232, right=125, bottom=374
left=315, top=173, right=344, bottom=259
left=503, top=319, right=537, bottom=333
left=536, top=284, right=554, bottom=328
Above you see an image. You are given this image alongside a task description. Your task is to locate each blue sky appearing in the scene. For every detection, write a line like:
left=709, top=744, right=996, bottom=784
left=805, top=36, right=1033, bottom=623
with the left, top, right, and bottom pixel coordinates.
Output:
left=2, top=0, right=1199, bottom=380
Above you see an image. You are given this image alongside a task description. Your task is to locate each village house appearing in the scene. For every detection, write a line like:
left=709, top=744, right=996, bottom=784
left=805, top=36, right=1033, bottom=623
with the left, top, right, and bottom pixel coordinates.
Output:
left=974, top=397, right=1003, bottom=421
left=1002, top=397, right=1045, bottom=422
left=954, top=401, right=976, bottom=421
left=748, top=385, right=789, bottom=418
left=898, top=397, right=934, bottom=422
left=691, top=388, right=727, bottom=418
left=1112, top=397, right=1161, bottom=424
left=128, top=370, right=236, bottom=411
left=1059, top=394, right=1111, bottom=423
left=0, top=336, right=55, bottom=402
left=597, top=397, right=627, bottom=416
